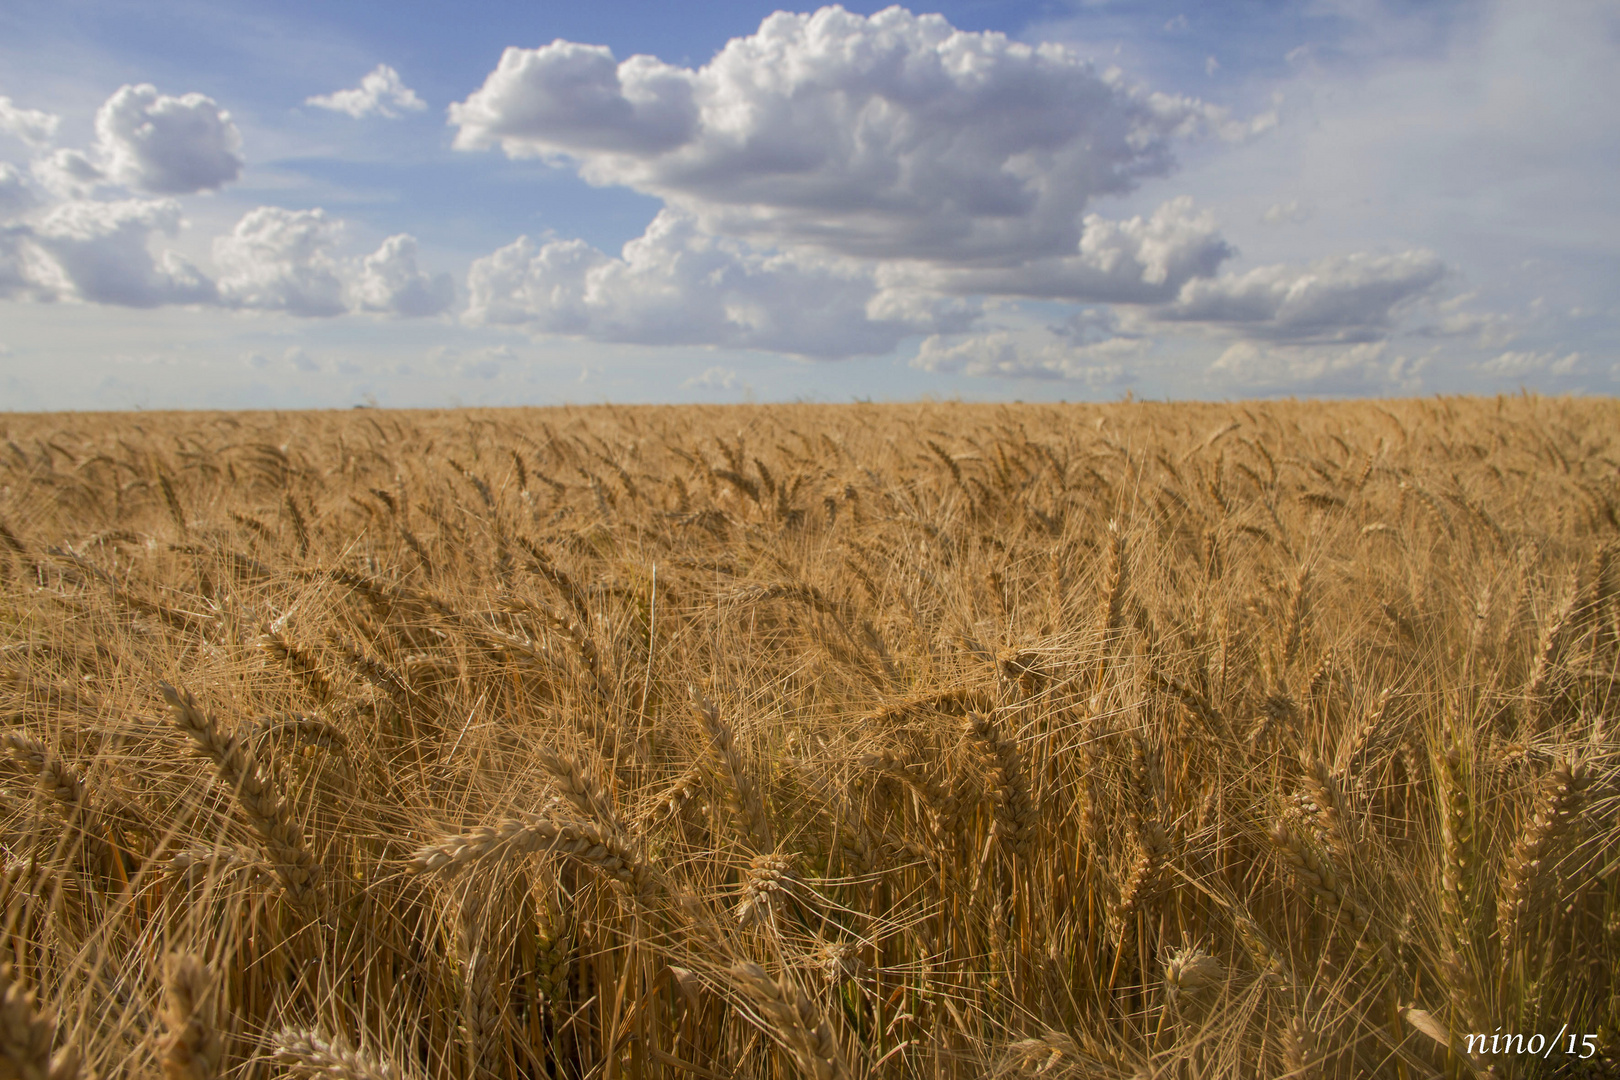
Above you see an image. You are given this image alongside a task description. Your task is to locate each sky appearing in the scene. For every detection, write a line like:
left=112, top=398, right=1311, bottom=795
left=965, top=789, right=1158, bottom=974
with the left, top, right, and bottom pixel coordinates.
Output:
left=0, top=0, right=1616, bottom=409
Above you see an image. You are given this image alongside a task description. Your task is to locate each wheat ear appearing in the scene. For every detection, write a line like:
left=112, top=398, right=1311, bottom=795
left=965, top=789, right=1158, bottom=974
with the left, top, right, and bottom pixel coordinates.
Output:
left=270, top=1028, right=397, bottom=1080
left=411, top=816, right=655, bottom=902
left=963, top=712, right=1035, bottom=860
left=692, top=693, right=774, bottom=853
left=159, top=682, right=323, bottom=909
left=0, top=964, right=79, bottom=1080
left=1496, top=758, right=1586, bottom=952
left=161, top=953, right=223, bottom=1080
left=731, top=963, right=853, bottom=1080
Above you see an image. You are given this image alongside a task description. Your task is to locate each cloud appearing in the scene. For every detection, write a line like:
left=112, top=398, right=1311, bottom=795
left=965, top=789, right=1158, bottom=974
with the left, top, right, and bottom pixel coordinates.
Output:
left=306, top=65, right=428, bottom=119
left=1150, top=249, right=1445, bottom=343
left=920, top=196, right=1232, bottom=302
left=284, top=346, right=319, bottom=373
left=353, top=233, right=454, bottom=316
left=94, top=84, right=244, bottom=195
left=0, top=97, right=59, bottom=147
left=1207, top=340, right=1425, bottom=394
left=0, top=164, right=36, bottom=216
left=30, top=149, right=106, bottom=200
left=912, top=327, right=1142, bottom=382
left=0, top=225, right=34, bottom=299
left=683, top=365, right=746, bottom=391
left=450, top=6, right=1249, bottom=267
left=1260, top=199, right=1309, bottom=225
left=213, top=206, right=348, bottom=316
left=1479, top=349, right=1581, bottom=377
left=465, top=209, right=974, bottom=357
left=26, top=198, right=215, bottom=306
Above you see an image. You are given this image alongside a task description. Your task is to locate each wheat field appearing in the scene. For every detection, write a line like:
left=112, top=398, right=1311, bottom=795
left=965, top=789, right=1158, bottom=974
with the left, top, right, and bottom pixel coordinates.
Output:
left=0, top=397, right=1616, bottom=1080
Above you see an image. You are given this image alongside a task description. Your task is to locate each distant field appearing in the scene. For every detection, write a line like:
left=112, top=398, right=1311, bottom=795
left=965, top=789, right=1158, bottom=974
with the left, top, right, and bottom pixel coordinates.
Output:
left=1, top=398, right=1617, bottom=1079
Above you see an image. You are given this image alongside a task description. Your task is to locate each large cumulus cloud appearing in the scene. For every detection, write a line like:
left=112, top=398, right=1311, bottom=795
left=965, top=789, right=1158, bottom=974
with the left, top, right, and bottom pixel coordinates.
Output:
left=1148, top=249, right=1445, bottom=344
left=214, top=207, right=453, bottom=317
left=465, top=208, right=973, bottom=357
left=27, top=199, right=215, bottom=306
left=93, top=84, right=244, bottom=195
left=450, top=6, right=1237, bottom=267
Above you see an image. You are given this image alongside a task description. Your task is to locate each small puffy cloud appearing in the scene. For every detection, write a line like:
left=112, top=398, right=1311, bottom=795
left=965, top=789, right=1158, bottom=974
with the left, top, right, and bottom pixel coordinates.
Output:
left=1207, top=340, right=1425, bottom=394
left=306, top=65, right=427, bottom=119
left=923, top=196, right=1232, bottom=302
left=30, top=149, right=106, bottom=200
left=213, top=206, right=348, bottom=316
left=1426, top=293, right=1516, bottom=347
left=465, top=209, right=973, bottom=358
left=0, top=164, right=36, bottom=216
left=284, top=346, right=320, bottom=372
left=1260, top=199, right=1310, bottom=225
left=0, top=97, right=59, bottom=147
left=1479, top=349, right=1581, bottom=377
left=95, top=84, right=244, bottom=195
left=912, top=328, right=1142, bottom=383
left=27, top=198, right=215, bottom=306
left=353, top=233, right=454, bottom=316
left=1151, top=249, right=1445, bottom=343
left=683, top=365, right=745, bottom=391
left=450, top=6, right=1244, bottom=267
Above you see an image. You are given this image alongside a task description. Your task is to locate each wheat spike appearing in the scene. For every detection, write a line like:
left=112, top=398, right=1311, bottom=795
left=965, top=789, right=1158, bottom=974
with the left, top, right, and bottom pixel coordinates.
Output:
left=159, top=682, right=324, bottom=909
left=0, top=964, right=79, bottom=1080
left=160, top=953, right=223, bottom=1080
left=731, top=962, right=852, bottom=1080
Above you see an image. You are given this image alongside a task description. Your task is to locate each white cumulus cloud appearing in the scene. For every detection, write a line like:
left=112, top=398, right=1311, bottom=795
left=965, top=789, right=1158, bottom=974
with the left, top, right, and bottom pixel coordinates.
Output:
left=213, top=206, right=349, bottom=316
left=30, top=149, right=106, bottom=200
left=353, top=233, right=454, bottom=316
left=921, top=196, right=1232, bottom=302
left=213, top=207, right=453, bottom=318
left=94, top=84, right=244, bottom=195
left=450, top=6, right=1245, bottom=267
left=306, top=65, right=428, bottom=119
left=1479, top=350, right=1581, bottom=377
left=465, top=209, right=975, bottom=357
left=0, top=97, right=59, bottom=147
left=912, top=328, right=1142, bottom=382
left=1150, top=249, right=1445, bottom=343
left=1207, top=340, right=1425, bottom=395
left=27, top=198, right=215, bottom=307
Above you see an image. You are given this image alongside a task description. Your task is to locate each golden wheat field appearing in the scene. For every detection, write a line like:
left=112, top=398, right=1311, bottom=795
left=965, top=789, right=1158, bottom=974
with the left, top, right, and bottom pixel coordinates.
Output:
left=1, top=397, right=1617, bottom=1080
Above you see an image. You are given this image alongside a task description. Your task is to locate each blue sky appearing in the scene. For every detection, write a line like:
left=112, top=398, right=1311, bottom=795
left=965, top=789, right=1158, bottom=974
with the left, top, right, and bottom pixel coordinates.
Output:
left=1, top=0, right=1616, bottom=408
